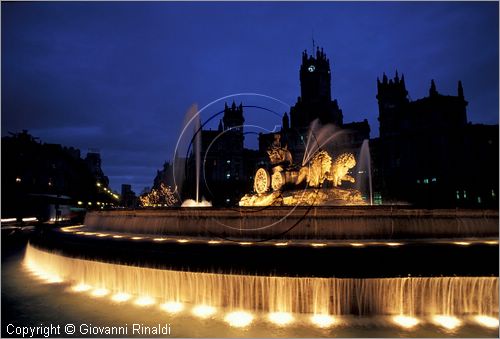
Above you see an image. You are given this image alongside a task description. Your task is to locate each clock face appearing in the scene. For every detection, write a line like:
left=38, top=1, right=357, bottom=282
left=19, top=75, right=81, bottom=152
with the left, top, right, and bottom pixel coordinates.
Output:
left=308, top=65, right=315, bottom=72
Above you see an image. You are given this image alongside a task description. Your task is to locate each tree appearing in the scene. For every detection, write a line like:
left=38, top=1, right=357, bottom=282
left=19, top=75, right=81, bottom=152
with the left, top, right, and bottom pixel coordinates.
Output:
left=139, top=183, right=178, bottom=207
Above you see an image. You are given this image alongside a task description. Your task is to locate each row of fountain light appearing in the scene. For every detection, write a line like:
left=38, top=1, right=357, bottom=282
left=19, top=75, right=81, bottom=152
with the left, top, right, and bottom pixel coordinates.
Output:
left=61, top=225, right=499, bottom=248
left=23, top=256, right=499, bottom=331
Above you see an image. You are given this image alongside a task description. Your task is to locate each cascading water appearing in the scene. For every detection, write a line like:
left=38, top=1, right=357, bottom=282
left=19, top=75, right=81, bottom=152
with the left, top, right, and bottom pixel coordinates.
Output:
left=25, top=244, right=498, bottom=317
left=356, top=139, right=373, bottom=205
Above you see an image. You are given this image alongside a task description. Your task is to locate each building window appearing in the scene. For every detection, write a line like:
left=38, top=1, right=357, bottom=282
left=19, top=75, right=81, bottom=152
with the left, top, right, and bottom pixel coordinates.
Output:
left=423, top=179, right=429, bottom=184
left=431, top=178, right=437, bottom=182
left=477, top=196, right=482, bottom=204
left=463, top=190, right=467, bottom=199
left=226, top=173, right=231, bottom=179
left=492, top=190, right=496, bottom=198
left=456, top=191, right=460, bottom=200
left=226, top=160, right=231, bottom=164
left=416, top=179, right=420, bottom=184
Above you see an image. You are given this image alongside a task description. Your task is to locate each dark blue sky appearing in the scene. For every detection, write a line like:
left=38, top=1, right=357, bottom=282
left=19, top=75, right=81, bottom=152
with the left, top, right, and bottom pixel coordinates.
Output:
left=2, top=2, right=498, bottom=193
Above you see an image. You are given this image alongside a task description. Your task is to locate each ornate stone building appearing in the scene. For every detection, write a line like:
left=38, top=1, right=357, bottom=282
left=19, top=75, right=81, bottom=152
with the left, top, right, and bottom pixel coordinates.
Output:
left=372, top=72, right=498, bottom=207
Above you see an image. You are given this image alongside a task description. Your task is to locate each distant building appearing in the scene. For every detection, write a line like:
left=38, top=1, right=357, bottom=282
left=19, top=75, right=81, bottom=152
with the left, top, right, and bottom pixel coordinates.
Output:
left=186, top=102, right=258, bottom=205
left=85, top=150, right=109, bottom=187
left=373, top=73, right=498, bottom=207
left=1, top=130, right=114, bottom=220
left=121, top=184, right=137, bottom=208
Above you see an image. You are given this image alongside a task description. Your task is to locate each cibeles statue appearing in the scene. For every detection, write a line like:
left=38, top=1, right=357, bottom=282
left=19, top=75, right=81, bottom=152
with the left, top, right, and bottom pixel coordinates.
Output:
left=240, top=134, right=365, bottom=206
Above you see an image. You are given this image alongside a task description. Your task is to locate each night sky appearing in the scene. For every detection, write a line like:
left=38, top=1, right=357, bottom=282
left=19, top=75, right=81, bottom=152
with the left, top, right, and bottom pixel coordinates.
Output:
left=2, top=2, right=498, bottom=194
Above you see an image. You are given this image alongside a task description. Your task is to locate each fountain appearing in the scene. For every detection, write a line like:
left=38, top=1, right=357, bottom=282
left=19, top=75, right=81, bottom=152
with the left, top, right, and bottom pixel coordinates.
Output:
left=12, top=108, right=499, bottom=337
left=177, top=104, right=212, bottom=207
left=356, top=139, right=373, bottom=205
left=239, top=133, right=365, bottom=207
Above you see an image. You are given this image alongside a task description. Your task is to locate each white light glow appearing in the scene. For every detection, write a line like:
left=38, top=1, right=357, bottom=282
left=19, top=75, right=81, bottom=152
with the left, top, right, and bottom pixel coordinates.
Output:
left=177, top=239, right=189, bottom=243
left=239, top=242, right=252, bottom=245
left=432, top=315, right=461, bottom=330
left=275, top=242, right=289, bottom=247
left=268, top=312, right=294, bottom=326
left=484, top=241, right=498, bottom=245
left=310, top=243, right=326, bottom=247
left=134, top=296, right=155, bottom=306
left=1, top=218, right=17, bottom=222
left=350, top=243, right=365, bottom=247
left=160, top=301, right=184, bottom=314
left=112, top=235, right=124, bottom=238
left=474, top=315, right=499, bottom=328
left=208, top=240, right=222, bottom=244
left=192, top=305, right=216, bottom=318
left=22, top=217, right=37, bottom=222
left=71, top=283, right=92, bottom=292
left=386, top=242, right=403, bottom=247
left=393, top=315, right=419, bottom=328
left=96, top=233, right=109, bottom=237
left=131, top=237, right=144, bottom=240
left=153, top=238, right=167, bottom=242
left=91, top=288, right=109, bottom=297
left=225, top=311, right=254, bottom=327
left=453, top=242, right=471, bottom=246
left=311, top=314, right=336, bottom=328
left=111, top=292, right=132, bottom=303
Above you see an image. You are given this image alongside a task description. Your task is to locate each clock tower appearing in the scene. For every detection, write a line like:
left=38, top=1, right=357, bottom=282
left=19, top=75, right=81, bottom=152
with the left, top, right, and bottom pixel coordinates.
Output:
left=300, top=47, right=332, bottom=103
left=290, top=47, right=343, bottom=130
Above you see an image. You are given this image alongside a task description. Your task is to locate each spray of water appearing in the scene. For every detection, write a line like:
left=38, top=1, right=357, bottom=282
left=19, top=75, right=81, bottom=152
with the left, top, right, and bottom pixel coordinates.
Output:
left=356, top=139, right=373, bottom=205
left=301, top=119, right=343, bottom=166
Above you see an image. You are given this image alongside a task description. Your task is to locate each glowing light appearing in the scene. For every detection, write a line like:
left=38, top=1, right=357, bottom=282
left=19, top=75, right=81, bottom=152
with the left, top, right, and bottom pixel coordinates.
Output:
left=160, top=301, right=184, bottom=314
left=131, top=237, right=144, bottom=240
left=153, top=238, right=167, bottom=242
left=177, top=239, right=189, bottom=243
left=268, top=312, right=294, bottom=326
left=192, top=305, right=216, bottom=318
left=71, top=283, right=92, bottom=292
left=311, top=314, right=336, bottom=328
left=22, top=217, right=37, bottom=222
left=474, top=315, right=499, bottom=328
left=77, top=201, right=83, bottom=205
left=112, top=235, right=124, bottom=239
left=350, top=243, right=365, bottom=247
left=386, top=242, right=403, bottom=247
left=1, top=218, right=16, bottom=222
left=393, top=315, right=419, bottom=328
left=96, top=233, right=109, bottom=237
left=134, top=296, right=156, bottom=306
left=96, top=182, right=101, bottom=187
left=208, top=240, right=222, bottom=244
left=484, top=241, right=498, bottom=245
left=432, top=315, right=461, bottom=330
left=45, top=275, right=63, bottom=283
left=275, top=242, right=289, bottom=246
left=16, top=177, right=22, bottom=182
left=91, top=288, right=109, bottom=297
left=88, top=202, right=92, bottom=206
left=453, top=241, right=471, bottom=246
left=111, top=292, right=131, bottom=303
left=225, top=311, right=254, bottom=327
left=310, top=243, right=326, bottom=247
left=239, top=242, right=252, bottom=245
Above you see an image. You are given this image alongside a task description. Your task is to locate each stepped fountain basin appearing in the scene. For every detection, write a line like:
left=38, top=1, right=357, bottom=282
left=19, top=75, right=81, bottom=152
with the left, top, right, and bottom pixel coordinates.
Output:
left=84, top=207, right=498, bottom=240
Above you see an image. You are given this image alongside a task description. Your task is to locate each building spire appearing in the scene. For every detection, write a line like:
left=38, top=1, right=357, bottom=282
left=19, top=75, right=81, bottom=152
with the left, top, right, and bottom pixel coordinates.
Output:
left=312, top=29, right=315, bottom=54
left=458, top=80, right=464, bottom=99
left=429, top=79, right=438, bottom=96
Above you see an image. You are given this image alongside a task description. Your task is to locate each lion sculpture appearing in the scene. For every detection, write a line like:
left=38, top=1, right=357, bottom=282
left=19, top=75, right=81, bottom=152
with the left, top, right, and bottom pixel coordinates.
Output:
left=328, top=153, right=356, bottom=187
